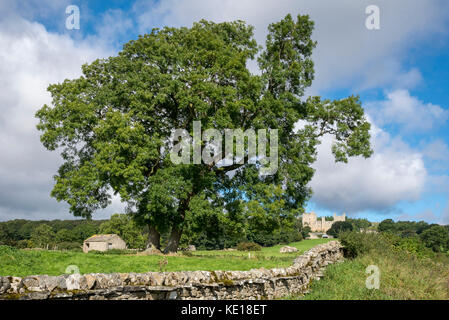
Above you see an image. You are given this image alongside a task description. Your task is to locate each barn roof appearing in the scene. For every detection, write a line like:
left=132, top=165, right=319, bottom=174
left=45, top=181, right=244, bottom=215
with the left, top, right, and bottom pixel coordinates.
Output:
left=84, top=234, right=123, bottom=242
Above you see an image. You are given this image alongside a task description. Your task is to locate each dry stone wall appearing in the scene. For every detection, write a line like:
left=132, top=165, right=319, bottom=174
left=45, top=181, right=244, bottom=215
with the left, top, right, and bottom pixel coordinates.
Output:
left=0, top=241, right=343, bottom=300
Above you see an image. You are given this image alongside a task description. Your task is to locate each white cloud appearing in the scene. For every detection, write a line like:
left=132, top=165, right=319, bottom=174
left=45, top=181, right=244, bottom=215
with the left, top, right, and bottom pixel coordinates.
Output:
left=423, top=139, right=449, bottom=161
left=309, top=121, right=427, bottom=214
left=367, top=90, right=449, bottom=132
left=0, top=16, right=122, bottom=221
left=133, top=0, right=449, bottom=92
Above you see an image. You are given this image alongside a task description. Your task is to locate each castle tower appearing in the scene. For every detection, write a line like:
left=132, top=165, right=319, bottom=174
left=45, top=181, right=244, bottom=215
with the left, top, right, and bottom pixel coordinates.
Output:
left=302, top=211, right=345, bottom=233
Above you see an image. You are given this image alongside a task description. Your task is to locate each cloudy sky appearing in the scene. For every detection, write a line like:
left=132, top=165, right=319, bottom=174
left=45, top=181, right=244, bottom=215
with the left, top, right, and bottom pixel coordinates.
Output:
left=0, top=0, right=448, bottom=223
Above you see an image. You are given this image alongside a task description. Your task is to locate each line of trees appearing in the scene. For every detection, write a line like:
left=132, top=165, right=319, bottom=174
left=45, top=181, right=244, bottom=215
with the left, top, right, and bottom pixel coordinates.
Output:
left=377, top=219, right=449, bottom=253
left=326, top=218, right=373, bottom=237
left=326, top=218, right=449, bottom=254
left=0, top=210, right=312, bottom=251
left=0, top=219, right=104, bottom=249
left=327, top=218, right=449, bottom=254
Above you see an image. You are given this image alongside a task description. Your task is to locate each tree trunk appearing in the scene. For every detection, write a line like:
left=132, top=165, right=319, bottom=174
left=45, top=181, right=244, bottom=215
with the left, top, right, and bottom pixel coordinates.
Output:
left=163, top=226, right=182, bottom=254
left=146, top=225, right=161, bottom=250
left=163, top=192, right=193, bottom=254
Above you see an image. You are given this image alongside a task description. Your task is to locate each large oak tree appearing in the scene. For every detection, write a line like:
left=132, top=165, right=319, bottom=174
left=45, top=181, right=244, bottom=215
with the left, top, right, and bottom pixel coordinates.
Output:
left=36, top=14, right=372, bottom=253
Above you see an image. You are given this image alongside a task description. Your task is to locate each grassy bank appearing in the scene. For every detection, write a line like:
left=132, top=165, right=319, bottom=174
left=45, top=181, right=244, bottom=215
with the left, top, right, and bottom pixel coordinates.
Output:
left=0, top=239, right=331, bottom=277
left=286, top=233, right=449, bottom=300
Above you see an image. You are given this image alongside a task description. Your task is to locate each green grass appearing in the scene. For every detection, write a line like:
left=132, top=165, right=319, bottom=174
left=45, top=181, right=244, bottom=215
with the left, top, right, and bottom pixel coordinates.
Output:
left=191, top=239, right=332, bottom=258
left=285, top=244, right=449, bottom=300
left=0, top=239, right=332, bottom=277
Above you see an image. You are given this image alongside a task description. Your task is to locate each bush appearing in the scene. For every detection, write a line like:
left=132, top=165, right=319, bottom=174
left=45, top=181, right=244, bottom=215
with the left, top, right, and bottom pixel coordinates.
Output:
left=339, top=231, right=389, bottom=258
left=301, top=226, right=311, bottom=239
left=419, top=225, right=449, bottom=252
left=56, top=242, right=82, bottom=251
left=181, top=250, right=194, bottom=257
left=16, top=239, right=33, bottom=249
left=190, top=232, right=240, bottom=250
left=0, top=244, right=19, bottom=255
left=236, top=242, right=262, bottom=251
left=327, top=221, right=353, bottom=237
left=339, top=230, right=437, bottom=259
left=248, top=228, right=302, bottom=247
left=249, top=232, right=277, bottom=247
left=390, top=236, right=433, bottom=258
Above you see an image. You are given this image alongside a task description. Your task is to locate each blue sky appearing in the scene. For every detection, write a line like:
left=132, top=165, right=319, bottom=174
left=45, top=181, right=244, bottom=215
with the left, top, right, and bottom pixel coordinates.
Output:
left=0, top=0, right=448, bottom=223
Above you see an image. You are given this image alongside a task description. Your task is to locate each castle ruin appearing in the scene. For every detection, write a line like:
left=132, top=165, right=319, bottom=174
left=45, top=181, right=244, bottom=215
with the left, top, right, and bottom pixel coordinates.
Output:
left=302, top=212, right=346, bottom=233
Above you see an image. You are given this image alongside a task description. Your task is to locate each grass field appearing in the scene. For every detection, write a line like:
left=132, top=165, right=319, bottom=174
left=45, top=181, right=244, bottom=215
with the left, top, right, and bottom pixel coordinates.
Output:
left=284, top=236, right=449, bottom=300
left=0, top=239, right=332, bottom=277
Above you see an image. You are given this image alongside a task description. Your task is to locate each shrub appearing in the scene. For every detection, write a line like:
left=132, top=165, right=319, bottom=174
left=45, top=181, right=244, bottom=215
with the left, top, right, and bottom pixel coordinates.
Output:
left=277, top=229, right=303, bottom=244
left=16, top=239, right=33, bottom=249
left=236, top=242, right=262, bottom=251
left=339, top=231, right=388, bottom=258
left=0, top=244, right=19, bottom=255
left=248, top=228, right=303, bottom=247
left=339, top=230, right=436, bottom=259
left=56, top=242, right=82, bottom=251
left=301, top=226, right=311, bottom=239
left=419, top=225, right=449, bottom=252
left=327, top=221, right=353, bottom=237
left=0, top=245, right=25, bottom=263
left=181, top=250, right=194, bottom=257
left=190, top=232, right=238, bottom=250
left=249, top=232, right=277, bottom=247
left=391, top=236, right=432, bottom=258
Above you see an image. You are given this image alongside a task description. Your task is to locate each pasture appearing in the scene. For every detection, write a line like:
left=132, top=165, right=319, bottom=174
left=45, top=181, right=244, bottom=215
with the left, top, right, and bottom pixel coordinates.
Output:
left=0, top=239, right=332, bottom=277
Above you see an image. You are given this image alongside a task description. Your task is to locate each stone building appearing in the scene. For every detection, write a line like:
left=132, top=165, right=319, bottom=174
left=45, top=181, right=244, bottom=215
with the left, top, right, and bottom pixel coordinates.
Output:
left=83, top=234, right=127, bottom=253
left=302, top=212, right=346, bottom=233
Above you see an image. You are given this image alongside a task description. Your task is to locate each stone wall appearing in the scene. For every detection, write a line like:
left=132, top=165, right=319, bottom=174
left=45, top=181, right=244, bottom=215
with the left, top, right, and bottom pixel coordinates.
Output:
left=0, top=241, right=343, bottom=300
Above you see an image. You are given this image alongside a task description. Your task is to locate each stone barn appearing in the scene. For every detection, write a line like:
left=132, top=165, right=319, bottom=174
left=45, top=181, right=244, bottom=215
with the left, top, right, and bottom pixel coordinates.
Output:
left=83, top=234, right=127, bottom=253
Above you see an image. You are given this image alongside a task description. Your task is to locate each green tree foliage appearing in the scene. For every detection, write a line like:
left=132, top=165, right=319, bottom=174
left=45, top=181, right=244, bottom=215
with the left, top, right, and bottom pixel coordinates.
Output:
left=378, top=219, right=395, bottom=233
left=0, top=219, right=103, bottom=246
left=30, top=224, right=55, bottom=248
left=378, top=219, right=431, bottom=236
left=0, top=224, right=6, bottom=245
left=70, top=223, right=99, bottom=243
left=1, top=219, right=28, bottom=243
left=419, top=225, right=449, bottom=253
left=35, top=14, right=372, bottom=252
left=55, top=229, right=75, bottom=243
left=99, top=214, right=146, bottom=249
left=179, top=188, right=303, bottom=249
left=301, top=225, right=311, bottom=239
left=327, top=221, right=353, bottom=237
left=346, top=218, right=371, bottom=231
left=338, top=231, right=386, bottom=258
left=339, top=231, right=437, bottom=260
left=375, top=219, right=449, bottom=254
